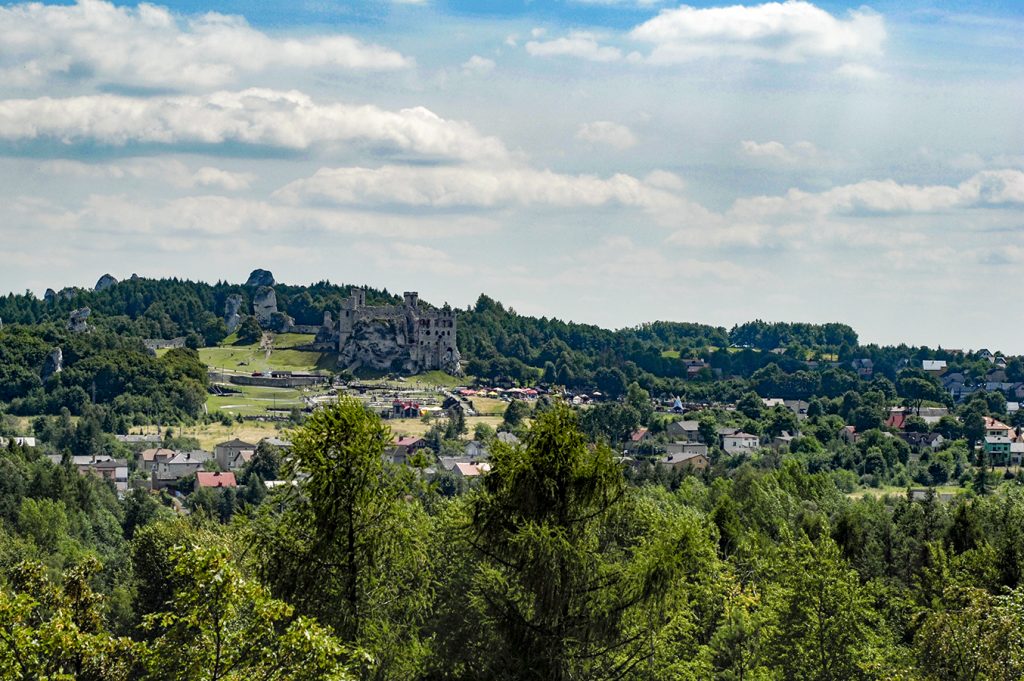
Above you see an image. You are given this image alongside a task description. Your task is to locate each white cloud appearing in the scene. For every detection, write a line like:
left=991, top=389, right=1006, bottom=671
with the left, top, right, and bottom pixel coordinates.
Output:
left=274, top=164, right=691, bottom=216
left=575, top=121, right=637, bottom=150
left=0, top=89, right=509, bottom=162
left=26, top=193, right=499, bottom=239
left=353, top=241, right=473, bottom=277
left=630, top=1, right=886, bottom=64
left=462, top=55, right=496, bottom=75
left=834, top=62, right=884, bottom=80
left=0, top=0, right=410, bottom=90
left=40, top=158, right=255, bottom=190
left=526, top=32, right=623, bottom=62
left=740, top=139, right=820, bottom=163
left=730, top=169, right=1024, bottom=218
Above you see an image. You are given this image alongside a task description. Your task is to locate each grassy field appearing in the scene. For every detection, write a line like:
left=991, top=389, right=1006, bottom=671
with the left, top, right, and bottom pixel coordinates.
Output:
left=198, top=334, right=333, bottom=374
left=470, top=397, right=509, bottom=417
left=207, top=384, right=308, bottom=416
left=386, top=415, right=506, bottom=439
left=158, top=421, right=288, bottom=451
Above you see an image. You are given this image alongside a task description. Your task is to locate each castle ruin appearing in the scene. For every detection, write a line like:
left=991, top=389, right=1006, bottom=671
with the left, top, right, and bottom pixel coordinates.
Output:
left=329, top=289, right=461, bottom=375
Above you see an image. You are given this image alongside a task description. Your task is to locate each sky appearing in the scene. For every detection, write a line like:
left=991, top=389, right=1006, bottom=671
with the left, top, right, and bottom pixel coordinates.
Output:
left=0, top=0, right=1021, bottom=352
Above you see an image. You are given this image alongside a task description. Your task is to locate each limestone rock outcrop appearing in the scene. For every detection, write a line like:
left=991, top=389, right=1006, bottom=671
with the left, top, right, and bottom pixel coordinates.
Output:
left=245, top=269, right=275, bottom=288
left=44, top=289, right=56, bottom=304
left=224, top=294, right=244, bottom=334
left=42, top=347, right=63, bottom=380
left=67, top=308, right=91, bottom=333
left=253, top=286, right=278, bottom=326
left=95, top=274, right=118, bottom=291
left=252, top=287, right=293, bottom=332
left=339, top=318, right=417, bottom=374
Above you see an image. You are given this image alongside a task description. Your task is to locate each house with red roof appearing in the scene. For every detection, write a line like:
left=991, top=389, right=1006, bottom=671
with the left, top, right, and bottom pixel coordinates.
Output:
left=197, top=471, right=237, bottom=489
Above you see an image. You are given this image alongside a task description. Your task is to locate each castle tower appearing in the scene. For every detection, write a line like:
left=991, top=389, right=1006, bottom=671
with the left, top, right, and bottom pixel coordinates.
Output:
left=403, top=292, right=419, bottom=309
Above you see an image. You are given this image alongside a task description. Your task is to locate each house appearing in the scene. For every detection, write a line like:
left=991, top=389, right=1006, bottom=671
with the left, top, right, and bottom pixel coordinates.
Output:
left=885, top=410, right=909, bottom=430
left=221, top=449, right=255, bottom=471
left=762, top=398, right=785, bottom=408
left=453, top=461, right=491, bottom=478
left=664, top=442, right=709, bottom=457
left=839, top=425, right=858, bottom=444
left=214, top=439, right=257, bottom=471
left=48, top=454, right=129, bottom=493
left=658, top=452, right=710, bottom=471
left=392, top=400, right=421, bottom=418
left=978, top=349, right=995, bottom=362
left=985, top=436, right=1011, bottom=459
left=438, top=456, right=474, bottom=472
left=851, top=358, right=874, bottom=379
left=388, top=436, right=428, bottom=465
left=772, top=432, right=798, bottom=450
left=495, top=431, right=520, bottom=445
left=138, top=448, right=175, bottom=473
left=665, top=420, right=702, bottom=442
left=783, top=400, right=810, bottom=419
left=721, top=432, right=759, bottom=455
left=260, top=437, right=292, bottom=449
left=90, top=459, right=129, bottom=493
left=1008, top=402, right=1021, bottom=415
left=1011, top=441, right=1024, bottom=466
left=154, top=450, right=214, bottom=488
left=115, top=433, right=161, bottom=445
left=922, top=360, right=947, bottom=374
left=624, top=427, right=651, bottom=451
left=197, top=471, right=237, bottom=489
left=985, top=417, right=1011, bottom=439
left=915, top=407, right=950, bottom=425
left=464, top=440, right=489, bottom=460
left=900, top=432, right=945, bottom=451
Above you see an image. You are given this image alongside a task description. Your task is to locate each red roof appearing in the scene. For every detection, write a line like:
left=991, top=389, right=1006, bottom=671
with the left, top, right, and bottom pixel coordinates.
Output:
left=395, top=436, right=424, bottom=447
left=629, top=428, right=650, bottom=442
left=197, top=471, right=237, bottom=488
left=985, top=416, right=1011, bottom=431
left=885, top=412, right=907, bottom=430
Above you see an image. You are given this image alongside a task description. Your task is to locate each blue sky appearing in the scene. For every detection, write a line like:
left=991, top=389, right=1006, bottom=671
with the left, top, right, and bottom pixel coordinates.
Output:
left=0, top=0, right=1021, bottom=351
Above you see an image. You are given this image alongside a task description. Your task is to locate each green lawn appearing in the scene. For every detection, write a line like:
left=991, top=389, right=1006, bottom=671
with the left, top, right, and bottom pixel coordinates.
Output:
left=208, top=384, right=308, bottom=416
left=199, top=342, right=330, bottom=374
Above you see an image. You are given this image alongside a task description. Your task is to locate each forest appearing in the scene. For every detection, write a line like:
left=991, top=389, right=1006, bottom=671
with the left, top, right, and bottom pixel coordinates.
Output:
left=3, top=274, right=1014, bottom=422
left=3, top=397, right=1024, bottom=680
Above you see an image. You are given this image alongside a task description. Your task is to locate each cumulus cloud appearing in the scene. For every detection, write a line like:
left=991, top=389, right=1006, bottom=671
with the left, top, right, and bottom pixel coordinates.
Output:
left=353, top=242, right=473, bottom=277
left=0, top=0, right=410, bottom=90
left=462, top=55, right=496, bottom=74
left=0, top=89, right=509, bottom=161
left=274, top=164, right=692, bottom=215
left=731, top=169, right=1024, bottom=218
left=740, top=139, right=820, bottom=163
left=630, top=1, right=886, bottom=64
left=576, top=121, right=637, bottom=150
left=526, top=32, right=622, bottom=62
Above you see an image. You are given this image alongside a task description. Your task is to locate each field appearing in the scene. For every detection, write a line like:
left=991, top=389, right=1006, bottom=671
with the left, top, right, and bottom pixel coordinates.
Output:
left=157, top=421, right=288, bottom=451
left=198, top=333, right=333, bottom=374
left=207, top=384, right=309, bottom=416
left=386, top=415, right=506, bottom=439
